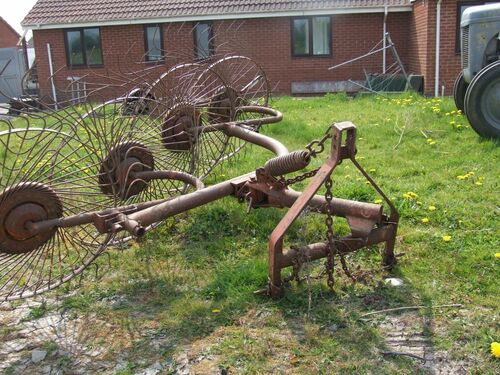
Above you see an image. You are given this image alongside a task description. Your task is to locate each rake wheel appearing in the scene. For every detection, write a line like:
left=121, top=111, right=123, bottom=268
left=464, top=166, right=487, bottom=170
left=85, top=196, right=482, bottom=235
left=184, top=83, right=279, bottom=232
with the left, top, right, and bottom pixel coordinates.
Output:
left=0, top=182, right=62, bottom=255
left=124, top=59, right=242, bottom=179
left=0, top=124, right=113, bottom=301
left=208, top=55, right=271, bottom=125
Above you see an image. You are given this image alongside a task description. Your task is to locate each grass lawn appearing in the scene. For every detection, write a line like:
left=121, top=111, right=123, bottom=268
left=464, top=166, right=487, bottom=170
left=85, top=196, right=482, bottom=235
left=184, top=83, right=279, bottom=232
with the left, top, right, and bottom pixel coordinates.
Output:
left=2, top=93, right=499, bottom=374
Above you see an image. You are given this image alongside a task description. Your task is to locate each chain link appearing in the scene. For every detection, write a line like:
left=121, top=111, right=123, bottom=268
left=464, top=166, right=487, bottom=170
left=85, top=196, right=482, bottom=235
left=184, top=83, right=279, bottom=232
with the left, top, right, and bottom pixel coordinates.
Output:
left=324, top=173, right=336, bottom=291
left=281, top=168, right=319, bottom=186
left=283, top=126, right=334, bottom=187
left=283, top=125, right=354, bottom=291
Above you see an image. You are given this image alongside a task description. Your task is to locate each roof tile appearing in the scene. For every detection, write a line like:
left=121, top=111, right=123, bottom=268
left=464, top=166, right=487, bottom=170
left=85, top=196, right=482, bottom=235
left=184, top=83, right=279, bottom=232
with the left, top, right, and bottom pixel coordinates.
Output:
left=22, top=0, right=412, bottom=27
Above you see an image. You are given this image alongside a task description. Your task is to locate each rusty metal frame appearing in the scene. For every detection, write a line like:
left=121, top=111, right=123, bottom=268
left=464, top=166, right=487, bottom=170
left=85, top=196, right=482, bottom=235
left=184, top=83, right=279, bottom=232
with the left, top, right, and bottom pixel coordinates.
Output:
left=266, top=122, right=398, bottom=298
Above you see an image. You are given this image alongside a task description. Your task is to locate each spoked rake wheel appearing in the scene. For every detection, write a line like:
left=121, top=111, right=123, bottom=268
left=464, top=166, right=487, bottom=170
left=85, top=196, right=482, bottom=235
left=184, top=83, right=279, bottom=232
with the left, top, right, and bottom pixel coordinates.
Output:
left=0, top=123, right=114, bottom=301
left=201, top=56, right=272, bottom=172
left=208, top=55, right=271, bottom=125
left=68, top=99, right=204, bottom=242
left=128, top=60, right=245, bottom=179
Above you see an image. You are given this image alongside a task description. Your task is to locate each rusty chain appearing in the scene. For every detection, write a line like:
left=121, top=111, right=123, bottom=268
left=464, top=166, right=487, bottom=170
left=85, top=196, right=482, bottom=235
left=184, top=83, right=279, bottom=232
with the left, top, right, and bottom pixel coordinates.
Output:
left=282, top=126, right=335, bottom=187
left=282, top=125, right=357, bottom=291
left=324, top=173, right=336, bottom=291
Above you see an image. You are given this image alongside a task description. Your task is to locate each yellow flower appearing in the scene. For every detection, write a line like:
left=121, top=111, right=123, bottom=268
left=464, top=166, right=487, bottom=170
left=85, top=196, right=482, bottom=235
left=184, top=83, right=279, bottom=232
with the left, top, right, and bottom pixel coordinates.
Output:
left=373, top=199, right=383, bottom=204
left=428, top=205, right=436, bottom=211
left=212, top=308, right=221, bottom=313
left=495, top=253, right=500, bottom=259
left=491, top=342, right=500, bottom=358
left=403, top=191, right=418, bottom=200
left=475, top=181, right=482, bottom=186
left=421, top=218, right=429, bottom=223
left=442, top=235, right=452, bottom=242
left=456, top=175, right=467, bottom=180
left=369, top=168, right=376, bottom=173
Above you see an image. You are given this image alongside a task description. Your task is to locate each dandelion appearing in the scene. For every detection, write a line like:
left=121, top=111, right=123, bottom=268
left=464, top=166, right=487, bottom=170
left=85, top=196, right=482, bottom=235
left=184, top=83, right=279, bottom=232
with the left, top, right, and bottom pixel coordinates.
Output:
left=421, top=218, right=429, bottom=223
left=475, top=181, right=483, bottom=186
left=456, top=175, right=467, bottom=180
left=491, top=342, right=500, bottom=358
left=369, top=168, right=376, bottom=173
left=403, top=191, right=418, bottom=200
left=442, top=235, right=452, bottom=242
left=428, top=205, right=436, bottom=211
left=374, top=199, right=383, bottom=204
left=212, top=308, right=221, bottom=313
left=495, top=253, right=500, bottom=259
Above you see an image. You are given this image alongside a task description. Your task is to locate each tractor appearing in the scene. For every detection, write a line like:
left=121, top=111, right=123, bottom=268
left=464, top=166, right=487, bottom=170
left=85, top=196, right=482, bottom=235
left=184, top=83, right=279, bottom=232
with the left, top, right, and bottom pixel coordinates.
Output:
left=453, top=3, right=500, bottom=138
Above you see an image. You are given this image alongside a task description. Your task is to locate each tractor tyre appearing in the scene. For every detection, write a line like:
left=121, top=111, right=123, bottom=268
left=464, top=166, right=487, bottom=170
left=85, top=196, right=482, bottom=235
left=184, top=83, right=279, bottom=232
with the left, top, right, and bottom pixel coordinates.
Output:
left=464, top=60, right=500, bottom=139
left=453, top=71, right=468, bottom=113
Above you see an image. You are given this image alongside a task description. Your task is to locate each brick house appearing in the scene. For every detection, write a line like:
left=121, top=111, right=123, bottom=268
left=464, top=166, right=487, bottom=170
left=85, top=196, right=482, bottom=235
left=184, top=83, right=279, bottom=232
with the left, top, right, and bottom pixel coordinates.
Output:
left=20, top=0, right=500, bottom=100
left=0, top=17, right=21, bottom=49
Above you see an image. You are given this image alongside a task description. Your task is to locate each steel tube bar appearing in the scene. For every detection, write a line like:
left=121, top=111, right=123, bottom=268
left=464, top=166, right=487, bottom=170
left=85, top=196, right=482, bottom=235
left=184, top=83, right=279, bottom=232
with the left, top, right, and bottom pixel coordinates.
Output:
left=279, top=226, right=394, bottom=268
left=132, top=170, right=205, bottom=190
left=270, top=189, right=383, bottom=223
left=188, top=107, right=283, bottom=135
left=224, top=124, right=289, bottom=157
left=129, top=180, right=235, bottom=228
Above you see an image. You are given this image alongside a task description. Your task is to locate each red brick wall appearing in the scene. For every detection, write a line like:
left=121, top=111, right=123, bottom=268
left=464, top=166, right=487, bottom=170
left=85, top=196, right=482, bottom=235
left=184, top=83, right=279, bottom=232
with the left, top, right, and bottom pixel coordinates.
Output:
left=213, top=14, right=411, bottom=93
left=33, top=12, right=412, bottom=101
left=408, top=0, right=479, bottom=96
left=0, top=18, right=21, bottom=49
left=33, top=23, right=196, bottom=102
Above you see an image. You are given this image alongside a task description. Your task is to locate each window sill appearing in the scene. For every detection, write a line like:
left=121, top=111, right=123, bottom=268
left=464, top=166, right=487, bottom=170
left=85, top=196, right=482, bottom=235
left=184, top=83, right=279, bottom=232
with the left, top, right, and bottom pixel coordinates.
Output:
left=145, top=58, right=166, bottom=65
left=67, top=64, right=104, bottom=70
left=292, top=54, right=332, bottom=59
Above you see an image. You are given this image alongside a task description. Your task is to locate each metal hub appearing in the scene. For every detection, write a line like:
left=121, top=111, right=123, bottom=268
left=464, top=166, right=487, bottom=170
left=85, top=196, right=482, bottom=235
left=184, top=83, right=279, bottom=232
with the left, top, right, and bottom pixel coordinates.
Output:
left=99, top=141, right=155, bottom=200
left=208, top=87, right=239, bottom=123
left=161, top=105, right=200, bottom=151
left=0, top=182, right=63, bottom=255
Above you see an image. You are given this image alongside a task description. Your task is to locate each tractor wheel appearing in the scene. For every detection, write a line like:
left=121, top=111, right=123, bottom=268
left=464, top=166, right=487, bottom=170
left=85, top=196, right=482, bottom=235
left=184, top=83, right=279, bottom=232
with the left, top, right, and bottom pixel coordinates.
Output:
left=464, top=60, right=500, bottom=139
left=453, top=71, right=468, bottom=113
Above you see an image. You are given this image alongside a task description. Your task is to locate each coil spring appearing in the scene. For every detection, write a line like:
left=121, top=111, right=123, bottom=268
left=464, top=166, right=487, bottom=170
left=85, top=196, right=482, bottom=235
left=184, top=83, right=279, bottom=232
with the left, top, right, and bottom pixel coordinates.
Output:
left=264, top=150, right=311, bottom=176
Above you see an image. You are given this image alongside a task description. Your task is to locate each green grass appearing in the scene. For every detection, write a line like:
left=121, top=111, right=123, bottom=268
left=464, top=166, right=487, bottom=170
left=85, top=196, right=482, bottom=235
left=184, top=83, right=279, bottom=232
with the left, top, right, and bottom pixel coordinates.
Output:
left=16, top=93, right=500, bottom=373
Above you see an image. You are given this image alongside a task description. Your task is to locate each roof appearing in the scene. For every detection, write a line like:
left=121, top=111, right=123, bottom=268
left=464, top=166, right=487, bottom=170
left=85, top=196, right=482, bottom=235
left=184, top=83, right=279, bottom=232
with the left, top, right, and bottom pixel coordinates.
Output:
left=22, top=0, right=412, bottom=29
left=0, top=17, right=21, bottom=38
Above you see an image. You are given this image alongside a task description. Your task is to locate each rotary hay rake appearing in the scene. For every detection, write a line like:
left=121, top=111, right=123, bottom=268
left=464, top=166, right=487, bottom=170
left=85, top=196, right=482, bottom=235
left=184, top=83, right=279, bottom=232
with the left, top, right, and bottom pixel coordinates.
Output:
left=0, top=54, right=399, bottom=302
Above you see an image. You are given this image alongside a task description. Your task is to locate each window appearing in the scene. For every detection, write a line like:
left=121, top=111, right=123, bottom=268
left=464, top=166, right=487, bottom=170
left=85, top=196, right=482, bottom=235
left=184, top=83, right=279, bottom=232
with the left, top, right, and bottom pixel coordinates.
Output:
left=65, top=28, right=103, bottom=67
left=145, top=24, right=164, bottom=61
left=194, top=22, right=213, bottom=60
left=456, top=1, right=498, bottom=53
left=292, top=17, right=331, bottom=57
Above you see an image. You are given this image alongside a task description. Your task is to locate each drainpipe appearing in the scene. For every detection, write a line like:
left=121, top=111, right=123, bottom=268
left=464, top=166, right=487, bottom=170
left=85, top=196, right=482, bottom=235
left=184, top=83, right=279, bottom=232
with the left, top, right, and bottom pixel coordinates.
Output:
left=46, top=43, right=58, bottom=109
left=383, top=5, right=388, bottom=73
left=435, top=0, right=442, bottom=97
